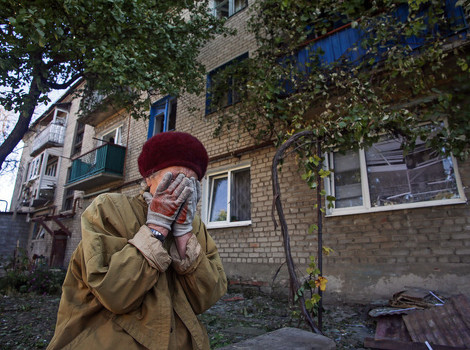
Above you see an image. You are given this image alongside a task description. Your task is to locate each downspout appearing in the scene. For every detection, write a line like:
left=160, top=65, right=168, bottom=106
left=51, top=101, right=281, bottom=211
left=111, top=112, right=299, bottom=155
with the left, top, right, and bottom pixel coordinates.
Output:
left=121, top=115, right=132, bottom=180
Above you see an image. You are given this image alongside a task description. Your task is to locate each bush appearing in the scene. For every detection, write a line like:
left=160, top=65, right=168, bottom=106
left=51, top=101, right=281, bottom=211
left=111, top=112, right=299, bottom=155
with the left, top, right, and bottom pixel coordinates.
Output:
left=0, top=249, right=66, bottom=295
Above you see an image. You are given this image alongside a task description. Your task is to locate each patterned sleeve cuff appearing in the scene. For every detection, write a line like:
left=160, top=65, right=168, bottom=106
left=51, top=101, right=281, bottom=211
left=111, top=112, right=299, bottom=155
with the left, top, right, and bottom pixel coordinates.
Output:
left=128, top=226, right=171, bottom=272
left=169, top=234, right=202, bottom=274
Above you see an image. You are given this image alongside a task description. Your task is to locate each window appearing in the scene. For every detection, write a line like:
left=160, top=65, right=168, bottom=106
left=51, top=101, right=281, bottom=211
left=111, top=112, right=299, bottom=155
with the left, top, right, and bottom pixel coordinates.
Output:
left=45, top=155, right=58, bottom=177
left=206, top=53, right=248, bottom=114
left=148, top=96, right=177, bottom=139
left=28, top=154, right=43, bottom=180
left=34, top=224, right=46, bottom=240
left=211, top=0, right=247, bottom=18
left=101, top=126, right=123, bottom=145
left=326, top=135, right=466, bottom=215
left=203, top=165, right=251, bottom=228
left=63, top=186, right=74, bottom=212
left=71, top=122, right=85, bottom=157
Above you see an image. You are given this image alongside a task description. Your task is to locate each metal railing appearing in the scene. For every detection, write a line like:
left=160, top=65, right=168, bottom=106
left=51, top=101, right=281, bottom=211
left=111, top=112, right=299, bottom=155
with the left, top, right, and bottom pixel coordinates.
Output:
left=31, top=123, right=65, bottom=155
left=67, top=143, right=126, bottom=184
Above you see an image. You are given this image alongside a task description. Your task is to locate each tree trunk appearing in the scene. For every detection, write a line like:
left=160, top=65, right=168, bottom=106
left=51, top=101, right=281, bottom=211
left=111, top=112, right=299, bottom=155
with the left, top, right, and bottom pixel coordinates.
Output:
left=271, top=130, right=323, bottom=334
left=0, top=77, right=42, bottom=171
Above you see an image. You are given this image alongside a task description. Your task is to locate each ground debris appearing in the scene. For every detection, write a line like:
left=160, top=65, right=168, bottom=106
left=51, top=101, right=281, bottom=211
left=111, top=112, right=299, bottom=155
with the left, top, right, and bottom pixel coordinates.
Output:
left=0, top=292, right=375, bottom=349
left=365, top=293, right=470, bottom=349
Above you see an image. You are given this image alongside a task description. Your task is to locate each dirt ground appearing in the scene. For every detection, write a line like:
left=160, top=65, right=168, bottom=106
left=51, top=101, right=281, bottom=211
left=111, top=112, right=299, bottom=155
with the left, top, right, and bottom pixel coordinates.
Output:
left=0, top=291, right=375, bottom=349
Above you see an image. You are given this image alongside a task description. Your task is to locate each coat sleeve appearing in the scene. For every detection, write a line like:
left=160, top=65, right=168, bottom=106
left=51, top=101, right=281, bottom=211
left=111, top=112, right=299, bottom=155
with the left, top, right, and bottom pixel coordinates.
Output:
left=80, top=194, right=169, bottom=315
left=169, top=217, right=227, bottom=314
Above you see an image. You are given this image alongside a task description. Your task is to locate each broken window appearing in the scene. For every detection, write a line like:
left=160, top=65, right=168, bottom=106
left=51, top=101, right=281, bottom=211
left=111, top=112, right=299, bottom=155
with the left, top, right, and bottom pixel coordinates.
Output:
left=327, top=135, right=465, bottom=214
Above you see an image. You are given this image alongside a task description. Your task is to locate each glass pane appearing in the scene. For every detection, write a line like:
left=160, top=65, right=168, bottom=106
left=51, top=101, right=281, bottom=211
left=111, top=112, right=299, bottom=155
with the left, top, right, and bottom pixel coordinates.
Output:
left=233, top=0, right=247, bottom=13
left=230, top=169, right=251, bottom=221
left=209, top=71, right=229, bottom=108
left=153, top=114, right=164, bottom=135
left=210, top=176, right=228, bottom=222
left=333, top=151, right=363, bottom=208
left=167, top=99, right=177, bottom=131
left=215, top=0, right=229, bottom=18
left=366, top=137, right=460, bottom=207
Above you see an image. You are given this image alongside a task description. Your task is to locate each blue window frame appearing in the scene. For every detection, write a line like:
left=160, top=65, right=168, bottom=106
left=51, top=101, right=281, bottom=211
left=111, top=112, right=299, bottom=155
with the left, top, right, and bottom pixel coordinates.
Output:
left=205, top=52, right=248, bottom=115
left=148, top=96, right=177, bottom=139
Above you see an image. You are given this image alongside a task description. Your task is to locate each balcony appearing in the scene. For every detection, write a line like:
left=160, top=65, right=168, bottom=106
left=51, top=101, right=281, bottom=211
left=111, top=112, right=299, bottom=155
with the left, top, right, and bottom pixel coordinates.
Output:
left=78, top=93, right=122, bottom=127
left=31, top=123, right=65, bottom=157
left=78, top=90, right=133, bottom=127
left=289, top=0, right=468, bottom=79
left=65, top=143, right=126, bottom=191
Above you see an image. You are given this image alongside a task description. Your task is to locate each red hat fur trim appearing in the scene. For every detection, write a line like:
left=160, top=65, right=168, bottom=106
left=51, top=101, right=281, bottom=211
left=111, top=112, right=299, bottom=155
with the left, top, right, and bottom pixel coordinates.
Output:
left=138, top=132, right=208, bottom=179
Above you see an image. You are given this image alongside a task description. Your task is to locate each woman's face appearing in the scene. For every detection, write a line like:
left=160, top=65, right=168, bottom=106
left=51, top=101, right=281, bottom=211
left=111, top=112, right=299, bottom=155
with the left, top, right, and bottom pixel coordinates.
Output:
left=145, top=166, right=198, bottom=195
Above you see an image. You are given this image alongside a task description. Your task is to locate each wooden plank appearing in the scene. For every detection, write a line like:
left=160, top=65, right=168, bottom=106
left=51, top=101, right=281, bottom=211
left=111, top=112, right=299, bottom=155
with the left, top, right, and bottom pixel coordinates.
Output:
left=375, top=315, right=412, bottom=342
left=403, top=295, right=470, bottom=347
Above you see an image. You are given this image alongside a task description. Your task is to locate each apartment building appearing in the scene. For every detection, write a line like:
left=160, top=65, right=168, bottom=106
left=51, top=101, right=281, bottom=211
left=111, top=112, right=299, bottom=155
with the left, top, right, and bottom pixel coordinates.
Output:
left=11, top=0, right=470, bottom=302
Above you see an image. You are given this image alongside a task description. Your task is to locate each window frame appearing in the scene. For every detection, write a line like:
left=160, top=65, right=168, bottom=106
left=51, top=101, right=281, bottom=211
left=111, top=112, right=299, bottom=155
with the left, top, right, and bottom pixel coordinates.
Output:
left=62, top=172, right=75, bottom=212
left=148, top=96, right=177, bottom=139
left=45, top=155, right=58, bottom=177
left=205, top=52, right=249, bottom=115
left=325, top=139, right=467, bottom=216
left=100, top=125, right=123, bottom=145
left=202, top=163, right=252, bottom=229
left=211, top=0, right=247, bottom=18
left=71, top=122, right=85, bottom=157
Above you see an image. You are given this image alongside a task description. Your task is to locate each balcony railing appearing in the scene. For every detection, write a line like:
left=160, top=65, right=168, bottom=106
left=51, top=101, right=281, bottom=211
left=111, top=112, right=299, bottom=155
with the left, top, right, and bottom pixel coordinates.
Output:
left=66, top=143, right=126, bottom=190
left=31, top=123, right=65, bottom=156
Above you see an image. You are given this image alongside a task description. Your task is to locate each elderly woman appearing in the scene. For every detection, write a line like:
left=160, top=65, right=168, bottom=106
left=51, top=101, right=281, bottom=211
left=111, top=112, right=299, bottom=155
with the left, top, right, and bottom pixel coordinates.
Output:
left=48, top=132, right=227, bottom=350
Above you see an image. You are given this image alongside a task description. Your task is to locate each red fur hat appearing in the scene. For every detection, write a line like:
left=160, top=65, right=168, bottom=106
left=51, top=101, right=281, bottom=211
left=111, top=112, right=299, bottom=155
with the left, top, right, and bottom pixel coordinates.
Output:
left=138, top=132, right=208, bottom=179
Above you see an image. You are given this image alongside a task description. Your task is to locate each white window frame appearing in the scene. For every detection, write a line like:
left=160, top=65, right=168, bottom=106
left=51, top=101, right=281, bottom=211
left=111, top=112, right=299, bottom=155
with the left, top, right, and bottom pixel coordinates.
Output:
left=100, top=125, right=123, bottom=145
left=210, top=0, right=247, bottom=18
left=325, top=142, right=467, bottom=217
left=202, top=162, right=252, bottom=229
left=28, top=155, right=43, bottom=180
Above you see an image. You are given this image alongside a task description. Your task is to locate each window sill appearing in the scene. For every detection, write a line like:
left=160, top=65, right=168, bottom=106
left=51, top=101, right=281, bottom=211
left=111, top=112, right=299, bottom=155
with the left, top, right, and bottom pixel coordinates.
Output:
left=326, top=198, right=467, bottom=217
left=206, top=220, right=252, bottom=229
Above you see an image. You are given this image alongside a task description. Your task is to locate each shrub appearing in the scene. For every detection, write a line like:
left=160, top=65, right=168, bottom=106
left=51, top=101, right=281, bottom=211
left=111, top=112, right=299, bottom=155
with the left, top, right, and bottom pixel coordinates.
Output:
left=0, top=249, right=66, bottom=295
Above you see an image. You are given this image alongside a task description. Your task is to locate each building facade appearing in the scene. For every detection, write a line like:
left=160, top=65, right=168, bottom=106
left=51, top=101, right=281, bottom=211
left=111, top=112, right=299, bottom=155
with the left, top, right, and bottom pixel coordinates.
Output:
left=11, top=0, right=470, bottom=302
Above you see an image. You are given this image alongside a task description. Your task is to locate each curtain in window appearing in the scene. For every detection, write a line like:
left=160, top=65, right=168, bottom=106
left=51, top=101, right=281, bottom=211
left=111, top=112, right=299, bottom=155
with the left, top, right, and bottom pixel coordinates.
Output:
left=230, top=169, right=251, bottom=221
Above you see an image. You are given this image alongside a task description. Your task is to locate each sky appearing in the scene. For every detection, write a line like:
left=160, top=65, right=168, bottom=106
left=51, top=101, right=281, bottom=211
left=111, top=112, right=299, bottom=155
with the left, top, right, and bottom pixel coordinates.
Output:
left=0, top=90, right=63, bottom=211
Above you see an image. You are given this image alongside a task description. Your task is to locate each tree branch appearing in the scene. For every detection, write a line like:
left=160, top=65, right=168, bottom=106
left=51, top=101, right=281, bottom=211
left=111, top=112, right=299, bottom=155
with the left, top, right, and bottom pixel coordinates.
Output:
left=0, top=75, right=42, bottom=169
left=45, top=73, right=82, bottom=90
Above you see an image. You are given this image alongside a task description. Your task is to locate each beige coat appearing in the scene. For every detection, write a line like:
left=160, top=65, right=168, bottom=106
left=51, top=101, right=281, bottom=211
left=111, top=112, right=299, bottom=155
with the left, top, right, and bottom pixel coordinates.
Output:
left=47, top=193, right=227, bottom=350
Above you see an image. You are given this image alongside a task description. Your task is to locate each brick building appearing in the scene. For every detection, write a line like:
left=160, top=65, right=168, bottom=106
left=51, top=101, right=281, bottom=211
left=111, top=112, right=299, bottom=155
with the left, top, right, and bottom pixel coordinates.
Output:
left=10, top=0, right=470, bottom=302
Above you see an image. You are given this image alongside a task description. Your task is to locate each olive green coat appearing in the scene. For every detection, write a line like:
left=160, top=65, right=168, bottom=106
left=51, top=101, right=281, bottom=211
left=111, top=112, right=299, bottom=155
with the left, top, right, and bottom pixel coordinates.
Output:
left=47, top=193, right=227, bottom=350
